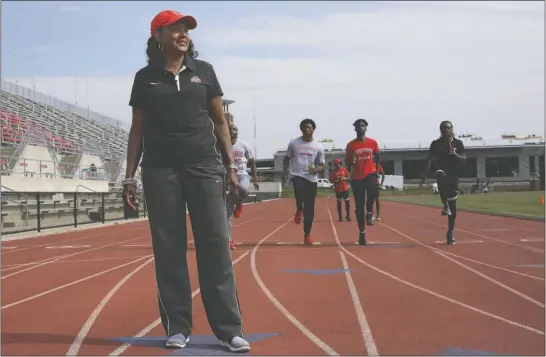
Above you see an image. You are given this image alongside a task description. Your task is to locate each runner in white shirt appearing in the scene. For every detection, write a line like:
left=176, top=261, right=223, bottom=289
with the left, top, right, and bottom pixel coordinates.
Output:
left=282, top=118, right=325, bottom=245
left=227, top=123, right=259, bottom=250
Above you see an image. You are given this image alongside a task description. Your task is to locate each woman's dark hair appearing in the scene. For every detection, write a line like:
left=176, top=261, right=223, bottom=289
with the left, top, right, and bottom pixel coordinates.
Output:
left=146, top=35, right=199, bottom=65
left=439, top=120, right=454, bottom=138
left=299, top=118, right=316, bottom=130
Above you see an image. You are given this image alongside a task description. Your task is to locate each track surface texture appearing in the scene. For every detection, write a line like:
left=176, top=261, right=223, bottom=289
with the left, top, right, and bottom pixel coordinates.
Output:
left=1, top=197, right=544, bottom=356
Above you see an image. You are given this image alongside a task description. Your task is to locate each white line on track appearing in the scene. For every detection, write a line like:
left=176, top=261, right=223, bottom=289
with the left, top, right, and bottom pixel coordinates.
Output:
left=2, top=255, right=152, bottom=310
left=66, top=256, right=156, bottom=356
left=46, top=245, right=91, bottom=249
left=108, top=251, right=249, bottom=356
left=250, top=217, right=339, bottom=356
left=324, top=202, right=379, bottom=355
left=1, top=225, right=145, bottom=251
left=338, top=250, right=379, bottom=356
left=2, top=256, right=151, bottom=269
left=326, top=205, right=544, bottom=336
left=397, top=212, right=544, bottom=254
left=58, top=256, right=151, bottom=264
left=1, top=254, right=74, bottom=272
left=436, top=250, right=544, bottom=281
left=2, top=235, right=149, bottom=280
left=520, top=238, right=544, bottom=242
left=381, top=223, right=545, bottom=308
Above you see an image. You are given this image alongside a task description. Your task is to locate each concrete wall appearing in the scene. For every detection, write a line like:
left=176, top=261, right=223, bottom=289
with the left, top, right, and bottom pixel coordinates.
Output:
left=12, top=145, right=55, bottom=176
left=247, top=181, right=281, bottom=194
left=1, top=176, right=110, bottom=193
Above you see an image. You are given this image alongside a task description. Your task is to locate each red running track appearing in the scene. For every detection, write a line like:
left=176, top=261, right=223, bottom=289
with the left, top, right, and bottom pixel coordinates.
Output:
left=1, top=198, right=544, bottom=356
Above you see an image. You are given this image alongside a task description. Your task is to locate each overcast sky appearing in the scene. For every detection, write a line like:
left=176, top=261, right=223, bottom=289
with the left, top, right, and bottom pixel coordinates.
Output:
left=2, top=1, right=544, bottom=159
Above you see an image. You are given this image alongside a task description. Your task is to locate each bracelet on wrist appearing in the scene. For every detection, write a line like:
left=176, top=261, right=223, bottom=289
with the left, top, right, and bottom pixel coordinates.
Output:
left=122, top=178, right=138, bottom=186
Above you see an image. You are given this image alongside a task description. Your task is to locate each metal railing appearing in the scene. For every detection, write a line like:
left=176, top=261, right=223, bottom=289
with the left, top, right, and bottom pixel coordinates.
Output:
left=1, top=188, right=147, bottom=235
left=1, top=185, right=29, bottom=226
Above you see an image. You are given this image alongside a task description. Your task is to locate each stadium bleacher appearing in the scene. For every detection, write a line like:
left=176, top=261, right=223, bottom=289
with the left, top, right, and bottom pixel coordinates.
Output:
left=1, top=89, right=128, bottom=179
left=0, top=81, right=137, bottom=233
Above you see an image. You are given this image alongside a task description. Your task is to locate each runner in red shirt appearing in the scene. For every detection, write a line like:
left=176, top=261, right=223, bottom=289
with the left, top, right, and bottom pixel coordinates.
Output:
left=345, top=118, right=380, bottom=245
left=329, top=158, right=351, bottom=222
left=374, top=164, right=386, bottom=221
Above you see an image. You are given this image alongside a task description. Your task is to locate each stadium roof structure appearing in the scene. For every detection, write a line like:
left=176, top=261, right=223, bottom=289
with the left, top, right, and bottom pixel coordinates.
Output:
left=377, top=137, right=544, bottom=151
left=276, top=136, right=544, bottom=154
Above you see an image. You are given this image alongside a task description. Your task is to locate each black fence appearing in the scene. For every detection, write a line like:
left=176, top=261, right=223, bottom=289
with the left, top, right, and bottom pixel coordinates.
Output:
left=1, top=188, right=283, bottom=236
left=1, top=190, right=147, bottom=235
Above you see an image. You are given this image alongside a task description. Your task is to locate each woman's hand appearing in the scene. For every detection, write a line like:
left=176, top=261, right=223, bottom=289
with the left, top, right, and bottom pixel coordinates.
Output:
left=226, top=169, right=240, bottom=198
left=122, top=179, right=139, bottom=211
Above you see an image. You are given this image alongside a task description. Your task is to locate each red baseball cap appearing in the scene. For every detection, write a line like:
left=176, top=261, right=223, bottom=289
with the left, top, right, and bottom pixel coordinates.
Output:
left=333, top=158, right=341, bottom=164
left=150, top=10, right=197, bottom=35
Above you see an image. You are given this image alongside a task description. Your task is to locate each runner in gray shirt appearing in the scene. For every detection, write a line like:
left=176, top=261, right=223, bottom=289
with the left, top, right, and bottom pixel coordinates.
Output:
left=227, top=123, right=259, bottom=250
left=282, top=118, right=325, bottom=245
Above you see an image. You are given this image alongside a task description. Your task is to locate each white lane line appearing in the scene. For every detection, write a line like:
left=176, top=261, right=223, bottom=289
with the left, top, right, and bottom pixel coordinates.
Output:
left=2, top=256, right=152, bottom=310
left=1, top=225, right=145, bottom=249
left=324, top=200, right=378, bottom=356
left=108, top=251, right=250, bottom=356
left=2, top=235, right=149, bottom=280
left=250, top=217, right=339, bottom=356
left=338, top=250, right=379, bottom=356
left=328, top=217, right=544, bottom=336
left=382, top=223, right=545, bottom=309
left=66, top=256, right=156, bottom=356
left=397, top=212, right=544, bottom=254
left=436, top=250, right=544, bottom=281
left=1, top=254, right=74, bottom=272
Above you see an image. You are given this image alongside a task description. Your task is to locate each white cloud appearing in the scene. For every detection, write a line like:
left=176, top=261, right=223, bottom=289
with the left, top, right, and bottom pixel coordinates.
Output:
left=6, top=1, right=544, bottom=158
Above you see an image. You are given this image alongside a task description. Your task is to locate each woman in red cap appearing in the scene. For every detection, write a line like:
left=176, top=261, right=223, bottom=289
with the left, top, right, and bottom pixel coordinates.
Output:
left=329, top=158, right=351, bottom=221
left=122, top=10, right=249, bottom=353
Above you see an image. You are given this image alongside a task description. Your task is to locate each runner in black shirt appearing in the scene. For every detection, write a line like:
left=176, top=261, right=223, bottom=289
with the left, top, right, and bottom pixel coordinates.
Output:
left=420, top=121, right=466, bottom=244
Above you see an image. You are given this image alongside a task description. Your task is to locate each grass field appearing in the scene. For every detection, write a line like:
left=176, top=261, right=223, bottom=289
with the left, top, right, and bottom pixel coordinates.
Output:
left=280, top=188, right=545, bottom=219
left=381, top=191, right=545, bottom=219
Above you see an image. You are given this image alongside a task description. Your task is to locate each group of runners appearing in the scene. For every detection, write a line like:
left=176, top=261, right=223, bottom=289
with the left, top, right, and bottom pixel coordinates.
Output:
left=229, top=118, right=466, bottom=247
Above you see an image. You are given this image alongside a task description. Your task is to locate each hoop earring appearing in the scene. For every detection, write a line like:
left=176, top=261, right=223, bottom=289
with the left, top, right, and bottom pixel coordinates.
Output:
left=158, top=43, right=163, bottom=52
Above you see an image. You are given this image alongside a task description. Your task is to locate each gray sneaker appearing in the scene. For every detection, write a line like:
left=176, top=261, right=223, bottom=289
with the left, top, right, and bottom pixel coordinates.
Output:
left=165, top=333, right=190, bottom=349
left=219, top=336, right=251, bottom=353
